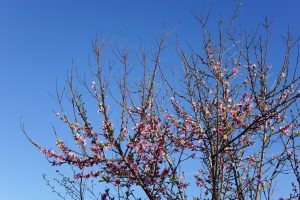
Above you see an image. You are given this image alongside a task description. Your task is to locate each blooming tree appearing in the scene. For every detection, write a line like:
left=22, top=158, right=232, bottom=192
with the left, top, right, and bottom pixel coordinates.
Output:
left=24, top=15, right=300, bottom=200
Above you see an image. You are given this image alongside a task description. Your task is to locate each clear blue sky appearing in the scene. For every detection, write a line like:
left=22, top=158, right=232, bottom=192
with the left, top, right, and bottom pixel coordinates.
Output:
left=0, top=1, right=299, bottom=199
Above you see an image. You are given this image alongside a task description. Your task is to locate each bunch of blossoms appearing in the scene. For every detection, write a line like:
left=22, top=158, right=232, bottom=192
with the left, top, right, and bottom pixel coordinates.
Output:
left=24, top=17, right=300, bottom=200
left=24, top=36, right=194, bottom=200
left=158, top=17, right=300, bottom=199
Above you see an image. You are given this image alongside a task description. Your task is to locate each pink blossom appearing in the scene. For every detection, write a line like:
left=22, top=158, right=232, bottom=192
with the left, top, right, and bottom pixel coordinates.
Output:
left=232, top=67, right=238, bottom=76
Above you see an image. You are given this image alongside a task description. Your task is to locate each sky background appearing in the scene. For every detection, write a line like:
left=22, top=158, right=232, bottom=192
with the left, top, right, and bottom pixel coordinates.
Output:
left=0, top=0, right=300, bottom=199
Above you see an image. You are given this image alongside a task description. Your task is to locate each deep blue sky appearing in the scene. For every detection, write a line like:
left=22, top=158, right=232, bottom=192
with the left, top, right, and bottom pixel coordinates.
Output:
left=0, top=1, right=300, bottom=199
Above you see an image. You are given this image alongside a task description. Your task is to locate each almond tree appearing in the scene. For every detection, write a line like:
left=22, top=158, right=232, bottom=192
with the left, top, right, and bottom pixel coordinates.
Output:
left=24, top=14, right=300, bottom=200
